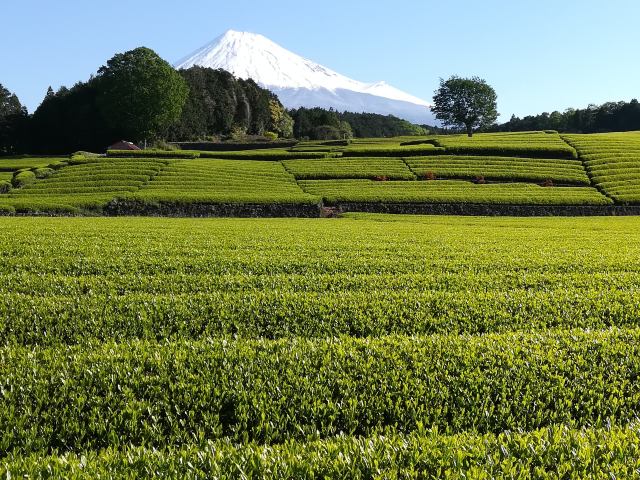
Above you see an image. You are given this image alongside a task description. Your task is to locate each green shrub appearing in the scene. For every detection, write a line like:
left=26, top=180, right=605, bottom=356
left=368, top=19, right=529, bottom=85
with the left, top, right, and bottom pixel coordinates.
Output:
left=0, top=180, right=11, bottom=194
left=12, top=170, right=37, bottom=188
left=34, top=168, right=55, bottom=179
left=264, top=131, right=278, bottom=141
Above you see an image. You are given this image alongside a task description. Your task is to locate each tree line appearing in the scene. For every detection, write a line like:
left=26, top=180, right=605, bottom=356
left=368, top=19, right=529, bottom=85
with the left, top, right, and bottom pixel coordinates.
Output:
left=489, top=100, right=640, bottom=134
left=0, top=47, right=431, bottom=155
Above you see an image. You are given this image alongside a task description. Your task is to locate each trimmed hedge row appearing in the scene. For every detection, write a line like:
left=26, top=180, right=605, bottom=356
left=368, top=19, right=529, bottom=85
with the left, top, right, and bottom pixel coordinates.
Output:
left=343, top=145, right=446, bottom=157
left=4, top=425, right=640, bottom=478
left=283, top=157, right=416, bottom=180
left=405, top=155, right=590, bottom=185
left=3, top=287, right=640, bottom=344
left=2, top=329, right=640, bottom=453
left=107, top=149, right=331, bottom=160
left=299, top=180, right=611, bottom=205
left=438, top=143, right=578, bottom=159
left=107, top=149, right=198, bottom=159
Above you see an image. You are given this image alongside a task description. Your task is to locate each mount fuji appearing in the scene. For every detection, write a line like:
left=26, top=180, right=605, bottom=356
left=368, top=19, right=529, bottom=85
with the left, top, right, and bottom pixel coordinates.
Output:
left=175, top=30, right=435, bottom=125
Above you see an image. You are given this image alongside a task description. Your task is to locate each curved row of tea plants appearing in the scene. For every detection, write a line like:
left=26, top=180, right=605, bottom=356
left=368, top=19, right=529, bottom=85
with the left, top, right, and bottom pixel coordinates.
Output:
left=123, top=159, right=319, bottom=205
left=0, top=158, right=169, bottom=213
left=563, top=132, right=640, bottom=204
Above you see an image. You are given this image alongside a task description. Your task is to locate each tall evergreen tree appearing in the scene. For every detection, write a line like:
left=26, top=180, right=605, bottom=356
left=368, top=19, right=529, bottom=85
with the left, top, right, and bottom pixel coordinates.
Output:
left=96, top=47, right=189, bottom=143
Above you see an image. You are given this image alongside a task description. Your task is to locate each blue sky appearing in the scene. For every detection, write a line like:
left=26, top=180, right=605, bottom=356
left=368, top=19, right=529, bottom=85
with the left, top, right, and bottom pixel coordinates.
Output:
left=2, top=0, right=639, bottom=121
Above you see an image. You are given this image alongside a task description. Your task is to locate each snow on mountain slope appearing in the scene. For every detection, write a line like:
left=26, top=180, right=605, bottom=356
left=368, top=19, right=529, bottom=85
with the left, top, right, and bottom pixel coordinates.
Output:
left=175, top=30, right=435, bottom=124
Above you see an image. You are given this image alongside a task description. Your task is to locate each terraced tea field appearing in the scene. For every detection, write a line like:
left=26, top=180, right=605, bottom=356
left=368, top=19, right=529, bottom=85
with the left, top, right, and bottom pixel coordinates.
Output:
left=3, top=214, right=640, bottom=475
left=3, top=130, right=640, bottom=215
left=563, top=131, right=640, bottom=203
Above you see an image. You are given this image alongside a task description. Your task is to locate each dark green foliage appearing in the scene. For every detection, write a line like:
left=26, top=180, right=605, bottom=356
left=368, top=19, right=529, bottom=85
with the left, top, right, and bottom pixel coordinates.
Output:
left=166, top=67, right=284, bottom=141
left=0, top=84, right=29, bottom=155
left=29, top=81, right=115, bottom=154
left=313, top=124, right=342, bottom=140
left=3, top=329, right=640, bottom=454
left=340, top=111, right=428, bottom=137
left=96, top=47, right=189, bottom=142
left=290, top=107, right=426, bottom=139
left=496, top=99, right=640, bottom=133
left=11, top=170, right=36, bottom=188
left=0, top=83, right=23, bottom=118
left=432, top=76, right=499, bottom=136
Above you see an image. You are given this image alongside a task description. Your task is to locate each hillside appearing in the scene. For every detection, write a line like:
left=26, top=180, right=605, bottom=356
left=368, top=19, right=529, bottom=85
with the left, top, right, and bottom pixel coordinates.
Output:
left=1, top=130, right=640, bottom=216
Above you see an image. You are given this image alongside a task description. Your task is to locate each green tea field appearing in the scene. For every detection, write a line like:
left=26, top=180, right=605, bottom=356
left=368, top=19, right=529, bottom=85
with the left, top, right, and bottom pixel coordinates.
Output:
left=1, top=130, right=640, bottom=216
left=3, top=214, right=640, bottom=476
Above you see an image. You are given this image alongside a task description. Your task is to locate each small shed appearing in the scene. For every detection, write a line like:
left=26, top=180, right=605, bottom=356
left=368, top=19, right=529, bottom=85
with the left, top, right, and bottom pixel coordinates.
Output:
left=107, top=140, right=140, bottom=151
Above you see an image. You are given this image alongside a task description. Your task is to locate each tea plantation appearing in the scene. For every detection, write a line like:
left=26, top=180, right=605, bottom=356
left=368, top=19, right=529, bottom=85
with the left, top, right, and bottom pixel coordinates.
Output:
left=3, top=131, right=640, bottom=477
left=2, top=130, right=640, bottom=215
left=3, top=214, right=640, bottom=476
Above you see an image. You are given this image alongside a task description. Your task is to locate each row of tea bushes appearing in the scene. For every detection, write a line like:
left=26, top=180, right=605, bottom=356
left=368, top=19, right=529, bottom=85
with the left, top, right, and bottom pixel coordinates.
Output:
left=299, top=179, right=611, bottom=205
left=3, top=329, right=640, bottom=453
left=405, top=155, right=590, bottom=185
left=4, top=424, right=640, bottom=478
left=283, top=157, right=416, bottom=180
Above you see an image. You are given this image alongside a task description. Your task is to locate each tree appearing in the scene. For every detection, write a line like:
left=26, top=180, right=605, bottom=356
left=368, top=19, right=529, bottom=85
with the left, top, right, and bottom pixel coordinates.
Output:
left=269, top=98, right=294, bottom=138
left=96, top=47, right=189, bottom=144
left=0, top=84, right=28, bottom=154
left=0, top=83, right=24, bottom=118
left=431, top=76, right=498, bottom=137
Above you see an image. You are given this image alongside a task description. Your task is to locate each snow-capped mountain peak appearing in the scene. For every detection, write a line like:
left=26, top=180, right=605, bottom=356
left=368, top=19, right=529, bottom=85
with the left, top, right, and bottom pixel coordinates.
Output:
left=175, top=30, right=434, bottom=124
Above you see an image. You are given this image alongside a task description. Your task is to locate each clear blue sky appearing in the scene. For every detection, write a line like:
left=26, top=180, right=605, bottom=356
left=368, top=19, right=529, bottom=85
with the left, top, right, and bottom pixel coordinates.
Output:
left=2, top=0, right=639, bottom=121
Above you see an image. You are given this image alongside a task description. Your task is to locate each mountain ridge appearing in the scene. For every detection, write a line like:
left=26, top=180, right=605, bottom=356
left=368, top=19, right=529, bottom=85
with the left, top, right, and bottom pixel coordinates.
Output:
left=175, top=30, right=435, bottom=124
